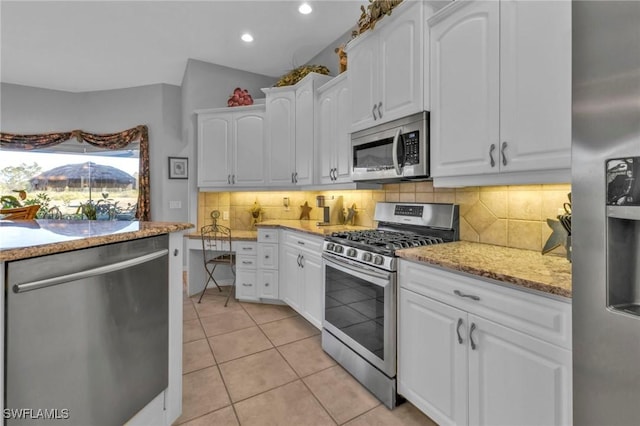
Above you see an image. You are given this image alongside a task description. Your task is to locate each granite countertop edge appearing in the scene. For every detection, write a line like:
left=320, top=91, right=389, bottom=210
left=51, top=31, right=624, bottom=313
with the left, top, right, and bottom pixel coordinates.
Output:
left=397, top=241, right=572, bottom=299
left=1, top=221, right=194, bottom=262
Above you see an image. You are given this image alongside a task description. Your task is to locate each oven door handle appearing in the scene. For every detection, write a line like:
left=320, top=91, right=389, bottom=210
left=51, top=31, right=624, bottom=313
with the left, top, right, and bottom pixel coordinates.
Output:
left=322, top=253, right=392, bottom=286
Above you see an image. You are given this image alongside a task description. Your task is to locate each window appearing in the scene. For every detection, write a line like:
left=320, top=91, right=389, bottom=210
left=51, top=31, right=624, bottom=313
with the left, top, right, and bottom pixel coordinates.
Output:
left=0, top=146, right=139, bottom=220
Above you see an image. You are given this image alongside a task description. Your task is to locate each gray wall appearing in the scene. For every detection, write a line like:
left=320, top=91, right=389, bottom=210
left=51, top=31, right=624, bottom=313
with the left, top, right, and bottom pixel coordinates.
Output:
left=0, top=82, right=184, bottom=222
left=305, top=28, right=355, bottom=76
left=181, top=59, right=274, bottom=226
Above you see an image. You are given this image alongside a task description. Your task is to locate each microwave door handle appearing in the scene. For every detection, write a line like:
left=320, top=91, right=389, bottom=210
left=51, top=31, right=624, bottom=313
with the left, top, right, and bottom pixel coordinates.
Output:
left=392, top=128, right=402, bottom=176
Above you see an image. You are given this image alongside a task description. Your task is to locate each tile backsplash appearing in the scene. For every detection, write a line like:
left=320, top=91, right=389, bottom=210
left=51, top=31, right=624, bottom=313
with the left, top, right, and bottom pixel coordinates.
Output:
left=197, top=182, right=571, bottom=253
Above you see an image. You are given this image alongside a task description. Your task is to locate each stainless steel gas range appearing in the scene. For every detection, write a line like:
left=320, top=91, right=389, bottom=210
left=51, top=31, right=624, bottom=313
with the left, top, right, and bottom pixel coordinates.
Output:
left=321, top=202, right=459, bottom=409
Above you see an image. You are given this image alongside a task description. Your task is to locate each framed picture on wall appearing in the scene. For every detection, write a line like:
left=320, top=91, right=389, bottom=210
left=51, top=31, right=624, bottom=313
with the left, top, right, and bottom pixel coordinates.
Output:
left=168, top=157, right=188, bottom=179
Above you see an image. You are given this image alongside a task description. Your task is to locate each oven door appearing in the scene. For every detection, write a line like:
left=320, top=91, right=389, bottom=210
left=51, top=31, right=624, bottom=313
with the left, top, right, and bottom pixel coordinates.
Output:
left=322, top=252, right=396, bottom=377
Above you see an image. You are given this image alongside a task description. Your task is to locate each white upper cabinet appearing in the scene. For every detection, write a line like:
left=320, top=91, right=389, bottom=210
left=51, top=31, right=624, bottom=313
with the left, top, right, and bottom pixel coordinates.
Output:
left=430, top=0, right=571, bottom=186
left=317, top=73, right=352, bottom=185
left=265, top=91, right=296, bottom=186
left=262, top=73, right=332, bottom=187
left=347, top=0, right=425, bottom=133
left=197, top=105, right=265, bottom=189
left=498, top=0, right=572, bottom=174
left=430, top=0, right=500, bottom=178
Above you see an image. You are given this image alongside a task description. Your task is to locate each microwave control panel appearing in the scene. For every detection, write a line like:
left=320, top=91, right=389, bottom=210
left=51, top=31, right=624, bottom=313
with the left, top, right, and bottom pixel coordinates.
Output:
left=403, top=131, right=420, bottom=165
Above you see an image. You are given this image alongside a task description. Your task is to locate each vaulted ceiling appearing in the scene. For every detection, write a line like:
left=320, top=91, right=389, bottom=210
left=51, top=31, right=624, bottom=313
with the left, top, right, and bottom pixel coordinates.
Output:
left=1, top=1, right=363, bottom=92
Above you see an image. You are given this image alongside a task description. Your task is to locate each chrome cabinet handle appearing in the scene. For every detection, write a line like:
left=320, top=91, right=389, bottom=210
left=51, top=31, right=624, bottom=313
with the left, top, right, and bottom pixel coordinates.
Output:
left=372, top=104, right=378, bottom=120
left=454, top=290, right=480, bottom=301
left=501, top=141, right=508, bottom=166
left=377, top=101, right=383, bottom=119
left=333, top=168, right=338, bottom=180
left=489, top=144, right=496, bottom=168
left=469, top=323, right=477, bottom=350
left=297, top=241, right=305, bottom=245
left=294, top=172, right=298, bottom=183
left=242, top=260, right=253, bottom=265
left=228, top=174, right=231, bottom=184
left=242, top=247, right=253, bottom=250
left=300, top=255, right=305, bottom=268
left=264, top=255, right=270, bottom=259
left=296, top=254, right=301, bottom=267
left=232, top=174, right=236, bottom=184
left=265, top=282, right=270, bottom=287
left=456, top=318, right=464, bottom=344
left=173, top=249, right=179, bottom=256
left=242, top=283, right=252, bottom=287
left=291, top=172, right=294, bottom=183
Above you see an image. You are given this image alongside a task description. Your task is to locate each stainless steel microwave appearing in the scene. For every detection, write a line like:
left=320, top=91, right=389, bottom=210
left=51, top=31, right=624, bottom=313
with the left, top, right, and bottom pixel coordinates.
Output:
left=351, top=111, right=429, bottom=182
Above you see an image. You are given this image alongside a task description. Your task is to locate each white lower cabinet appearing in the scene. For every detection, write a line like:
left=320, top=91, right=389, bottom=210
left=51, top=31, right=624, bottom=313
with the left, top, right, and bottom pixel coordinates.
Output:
left=257, top=228, right=279, bottom=299
left=398, top=259, right=572, bottom=426
left=234, top=241, right=258, bottom=301
left=279, top=230, right=323, bottom=328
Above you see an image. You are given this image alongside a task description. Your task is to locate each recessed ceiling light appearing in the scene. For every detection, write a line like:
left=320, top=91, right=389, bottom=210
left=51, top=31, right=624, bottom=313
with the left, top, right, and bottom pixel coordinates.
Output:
left=241, top=33, right=254, bottom=43
left=298, top=3, right=312, bottom=14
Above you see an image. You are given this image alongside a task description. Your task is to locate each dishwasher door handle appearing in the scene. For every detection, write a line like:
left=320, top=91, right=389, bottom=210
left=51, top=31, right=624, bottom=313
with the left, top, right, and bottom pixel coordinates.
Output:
left=13, top=248, right=169, bottom=294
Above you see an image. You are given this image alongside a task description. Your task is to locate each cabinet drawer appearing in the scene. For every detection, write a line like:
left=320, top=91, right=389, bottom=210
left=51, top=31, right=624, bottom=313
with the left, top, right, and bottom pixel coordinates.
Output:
left=236, top=255, right=257, bottom=270
left=283, top=230, right=323, bottom=253
left=399, top=259, right=572, bottom=349
left=258, top=270, right=279, bottom=299
left=236, top=270, right=258, bottom=299
left=258, top=228, right=279, bottom=243
left=234, top=241, right=257, bottom=254
left=258, top=244, right=278, bottom=269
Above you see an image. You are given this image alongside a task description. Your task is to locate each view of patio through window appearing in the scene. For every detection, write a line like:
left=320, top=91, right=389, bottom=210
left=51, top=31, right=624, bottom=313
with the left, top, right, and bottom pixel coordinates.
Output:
left=0, top=149, right=139, bottom=220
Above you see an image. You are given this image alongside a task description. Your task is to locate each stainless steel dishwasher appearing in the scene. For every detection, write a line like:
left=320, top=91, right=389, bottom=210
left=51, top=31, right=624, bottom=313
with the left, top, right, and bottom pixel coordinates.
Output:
left=5, top=235, right=169, bottom=426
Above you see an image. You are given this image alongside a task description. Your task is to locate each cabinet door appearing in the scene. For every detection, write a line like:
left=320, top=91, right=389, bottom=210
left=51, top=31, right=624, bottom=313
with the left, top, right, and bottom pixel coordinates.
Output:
left=499, top=0, right=571, bottom=173
left=430, top=1, right=500, bottom=178
left=334, top=82, right=352, bottom=183
left=234, top=111, right=266, bottom=186
left=295, top=80, right=315, bottom=185
left=257, top=270, right=278, bottom=299
left=317, top=90, right=335, bottom=184
left=348, top=34, right=378, bottom=132
left=236, top=270, right=258, bottom=301
left=266, top=92, right=296, bottom=185
left=467, top=315, right=572, bottom=426
left=281, top=245, right=302, bottom=312
left=300, top=252, right=323, bottom=329
left=197, top=113, right=232, bottom=187
left=379, top=0, right=423, bottom=123
left=398, top=288, right=468, bottom=426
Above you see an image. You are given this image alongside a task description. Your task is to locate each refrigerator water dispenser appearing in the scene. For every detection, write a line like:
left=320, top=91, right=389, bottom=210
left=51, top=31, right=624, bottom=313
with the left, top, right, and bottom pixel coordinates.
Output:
left=607, top=157, right=640, bottom=317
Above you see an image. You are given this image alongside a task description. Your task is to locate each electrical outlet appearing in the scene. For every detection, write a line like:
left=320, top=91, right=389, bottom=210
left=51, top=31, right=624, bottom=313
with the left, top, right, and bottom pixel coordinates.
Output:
left=169, top=201, right=181, bottom=209
left=223, top=211, right=229, bottom=220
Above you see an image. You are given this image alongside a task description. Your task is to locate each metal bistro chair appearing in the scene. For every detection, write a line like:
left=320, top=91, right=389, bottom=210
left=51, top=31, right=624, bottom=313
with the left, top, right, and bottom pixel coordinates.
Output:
left=198, top=224, right=236, bottom=306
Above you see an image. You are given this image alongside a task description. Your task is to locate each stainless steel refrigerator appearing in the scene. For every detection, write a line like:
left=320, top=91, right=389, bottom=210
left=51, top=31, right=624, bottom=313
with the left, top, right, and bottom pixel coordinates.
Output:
left=572, top=1, right=640, bottom=425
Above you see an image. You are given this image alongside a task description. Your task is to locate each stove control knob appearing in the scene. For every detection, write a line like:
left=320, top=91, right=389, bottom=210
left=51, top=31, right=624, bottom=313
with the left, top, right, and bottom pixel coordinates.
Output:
left=326, top=243, right=335, bottom=251
left=347, top=248, right=357, bottom=257
left=334, top=245, right=344, bottom=254
left=373, top=255, right=384, bottom=265
left=362, top=252, right=372, bottom=262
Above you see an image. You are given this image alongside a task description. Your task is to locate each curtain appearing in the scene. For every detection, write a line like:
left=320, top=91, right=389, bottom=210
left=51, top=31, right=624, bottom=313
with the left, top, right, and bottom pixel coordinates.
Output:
left=0, top=125, right=150, bottom=221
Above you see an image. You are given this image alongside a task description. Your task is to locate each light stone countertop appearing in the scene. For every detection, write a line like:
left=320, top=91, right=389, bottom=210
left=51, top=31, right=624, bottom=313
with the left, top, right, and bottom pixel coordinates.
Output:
left=185, top=220, right=372, bottom=241
left=256, top=220, right=372, bottom=237
left=0, top=220, right=194, bottom=261
left=397, top=241, right=572, bottom=298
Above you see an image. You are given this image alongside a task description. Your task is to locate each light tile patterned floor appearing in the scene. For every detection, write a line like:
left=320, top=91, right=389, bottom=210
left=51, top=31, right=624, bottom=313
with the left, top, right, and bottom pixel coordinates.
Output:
left=176, top=287, right=438, bottom=426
